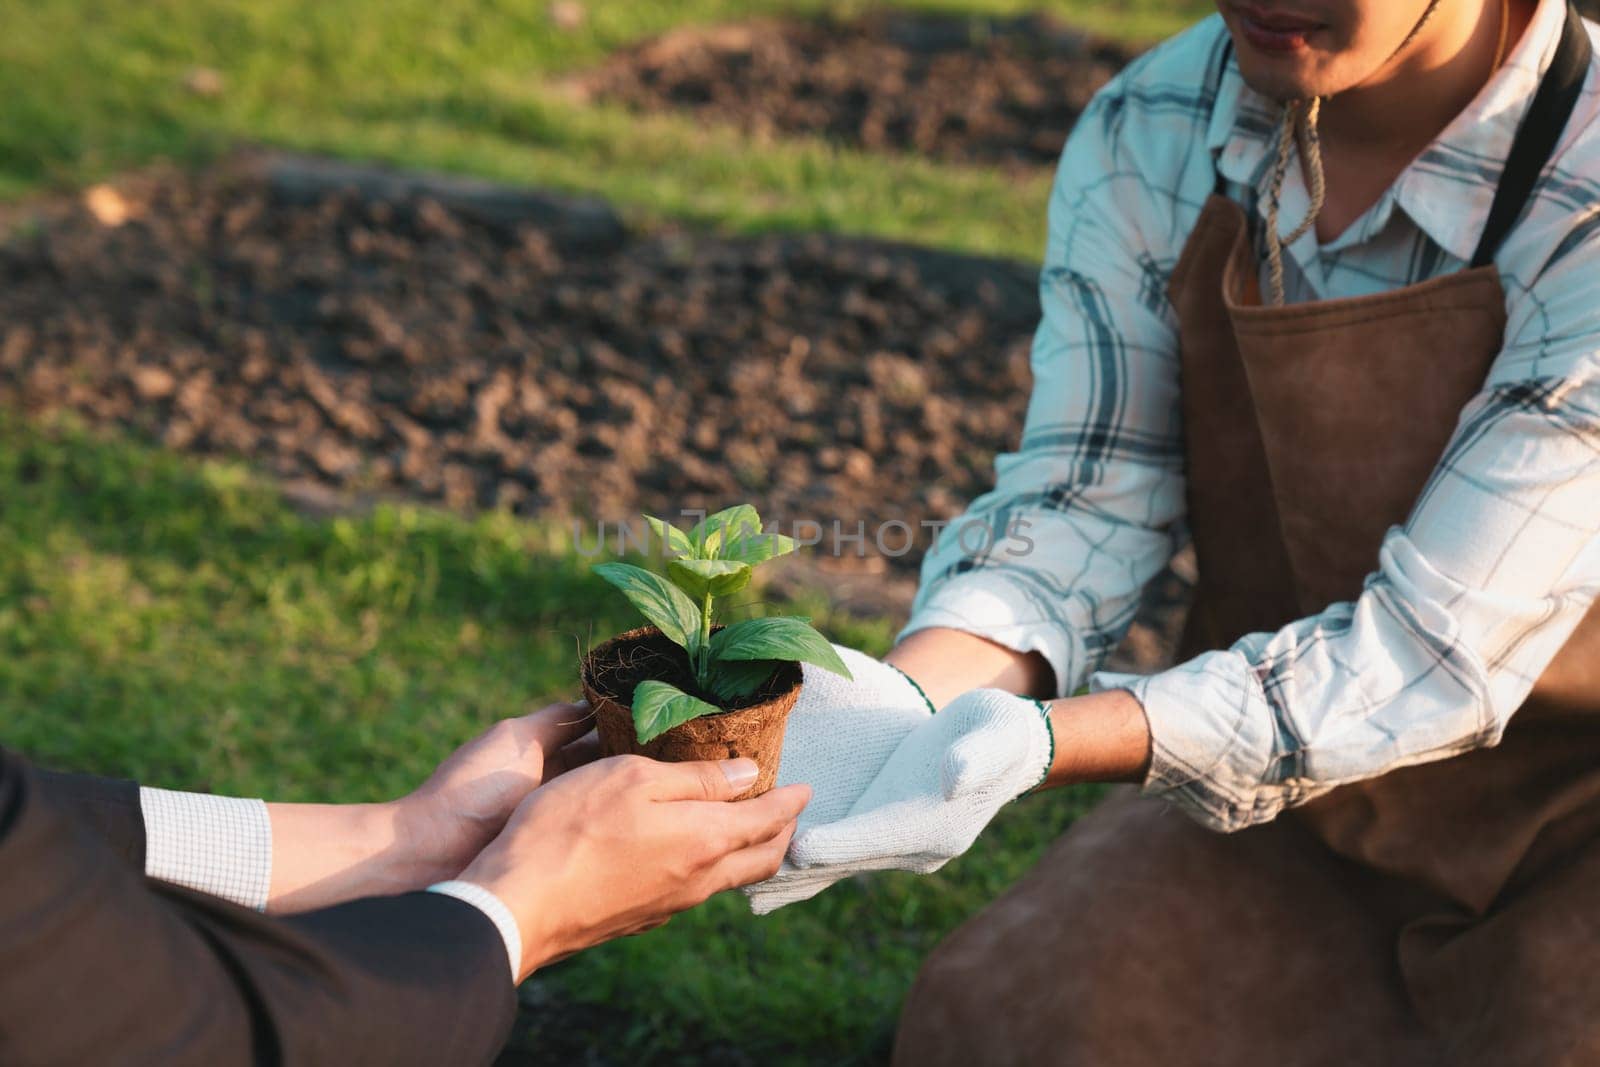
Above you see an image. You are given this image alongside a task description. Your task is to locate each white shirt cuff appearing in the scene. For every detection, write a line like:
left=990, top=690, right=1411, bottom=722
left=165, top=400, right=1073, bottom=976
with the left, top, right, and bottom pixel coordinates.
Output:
left=139, top=787, right=273, bottom=911
left=427, top=880, right=522, bottom=982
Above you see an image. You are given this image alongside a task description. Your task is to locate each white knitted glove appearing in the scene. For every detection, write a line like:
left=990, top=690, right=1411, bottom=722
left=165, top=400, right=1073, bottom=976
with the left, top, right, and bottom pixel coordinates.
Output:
left=787, top=689, right=1053, bottom=876
left=742, top=646, right=934, bottom=914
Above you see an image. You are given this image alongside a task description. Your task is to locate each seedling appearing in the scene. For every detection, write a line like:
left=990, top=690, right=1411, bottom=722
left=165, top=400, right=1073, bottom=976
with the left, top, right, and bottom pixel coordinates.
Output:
left=593, top=505, right=852, bottom=744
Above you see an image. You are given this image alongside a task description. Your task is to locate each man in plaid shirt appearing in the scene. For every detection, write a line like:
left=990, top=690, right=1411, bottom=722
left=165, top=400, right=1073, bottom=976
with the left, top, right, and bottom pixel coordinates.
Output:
left=757, top=0, right=1600, bottom=1061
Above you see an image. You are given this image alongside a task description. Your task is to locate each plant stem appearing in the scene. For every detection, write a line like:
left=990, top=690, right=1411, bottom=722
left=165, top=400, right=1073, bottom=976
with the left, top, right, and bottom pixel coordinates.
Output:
left=697, top=590, right=715, bottom=687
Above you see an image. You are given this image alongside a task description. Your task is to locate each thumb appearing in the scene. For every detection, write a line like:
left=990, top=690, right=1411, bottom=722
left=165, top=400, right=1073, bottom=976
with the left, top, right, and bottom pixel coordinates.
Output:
left=644, top=757, right=762, bottom=801
left=940, top=733, right=1012, bottom=801
left=521, top=701, right=597, bottom=755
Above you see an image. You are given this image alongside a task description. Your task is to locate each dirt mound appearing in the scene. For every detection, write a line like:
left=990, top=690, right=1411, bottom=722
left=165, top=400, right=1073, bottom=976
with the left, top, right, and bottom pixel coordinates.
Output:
left=0, top=163, right=1035, bottom=556
left=578, top=12, right=1137, bottom=170
left=0, top=160, right=1191, bottom=670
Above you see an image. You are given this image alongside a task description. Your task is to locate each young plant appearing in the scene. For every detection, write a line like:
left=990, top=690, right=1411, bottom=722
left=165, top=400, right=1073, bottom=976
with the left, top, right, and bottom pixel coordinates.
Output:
left=592, top=505, right=852, bottom=744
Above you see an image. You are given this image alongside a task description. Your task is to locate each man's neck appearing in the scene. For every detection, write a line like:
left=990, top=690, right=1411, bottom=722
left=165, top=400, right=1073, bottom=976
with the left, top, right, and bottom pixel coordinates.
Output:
left=1310, top=0, right=1534, bottom=241
left=1320, top=0, right=1532, bottom=157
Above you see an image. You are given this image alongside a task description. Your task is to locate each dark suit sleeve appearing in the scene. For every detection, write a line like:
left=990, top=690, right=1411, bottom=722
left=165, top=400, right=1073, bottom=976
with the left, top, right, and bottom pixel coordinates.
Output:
left=0, top=748, right=516, bottom=1066
left=30, top=767, right=146, bottom=871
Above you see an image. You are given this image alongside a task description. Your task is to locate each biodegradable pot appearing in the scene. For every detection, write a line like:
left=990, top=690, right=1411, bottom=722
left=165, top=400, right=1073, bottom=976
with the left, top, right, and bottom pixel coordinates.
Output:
left=581, top=625, right=803, bottom=799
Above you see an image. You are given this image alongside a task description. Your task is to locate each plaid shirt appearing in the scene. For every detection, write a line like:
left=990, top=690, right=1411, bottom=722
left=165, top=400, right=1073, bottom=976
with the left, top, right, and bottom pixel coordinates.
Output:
left=903, top=0, right=1600, bottom=831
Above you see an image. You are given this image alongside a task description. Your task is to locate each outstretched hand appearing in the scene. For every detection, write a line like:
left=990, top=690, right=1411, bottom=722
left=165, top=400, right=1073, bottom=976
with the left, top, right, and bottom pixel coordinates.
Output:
left=266, top=702, right=601, bottom=912
left=787, top=689, right=1052, bottom=876
left=741, top=646, right=934, bottom=914
left=460, top=755, right=810, bottom=980
left=396, top=702, right=600, bottom=880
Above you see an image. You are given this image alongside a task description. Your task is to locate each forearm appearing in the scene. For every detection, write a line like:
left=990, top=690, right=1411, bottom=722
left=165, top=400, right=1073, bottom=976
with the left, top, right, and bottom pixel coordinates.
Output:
left=1040, top=688, right=1152, bottom=787
left=886, top=627, right=1057, bottom=708
left=137, top=792, right=459, bottom=914
left=266, top=800, right=458, bottom=913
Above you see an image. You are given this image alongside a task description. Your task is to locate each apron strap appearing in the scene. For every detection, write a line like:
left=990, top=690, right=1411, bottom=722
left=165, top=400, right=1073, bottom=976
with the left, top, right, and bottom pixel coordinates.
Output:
left=1470, top=2, right=1594, bottom=268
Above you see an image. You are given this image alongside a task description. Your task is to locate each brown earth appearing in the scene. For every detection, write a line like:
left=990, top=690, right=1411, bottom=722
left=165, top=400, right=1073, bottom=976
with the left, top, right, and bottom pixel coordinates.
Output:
left=581, top=3, right=1600, bottom=172
left=0, top=157, right=1191, bottom=673
left=576, top=12, right=1138, bottom=170
left=0, top=159, right=1038, bottom=559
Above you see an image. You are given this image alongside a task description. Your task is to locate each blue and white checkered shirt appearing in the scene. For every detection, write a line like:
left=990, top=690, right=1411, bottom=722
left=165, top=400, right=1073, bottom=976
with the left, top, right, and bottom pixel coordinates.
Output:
left=902, top=0, right=1600, bottom=831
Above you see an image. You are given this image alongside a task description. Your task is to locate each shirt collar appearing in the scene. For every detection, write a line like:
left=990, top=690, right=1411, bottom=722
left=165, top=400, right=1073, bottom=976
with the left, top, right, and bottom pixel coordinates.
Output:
left=1207, top=0, right=1574, bottom=264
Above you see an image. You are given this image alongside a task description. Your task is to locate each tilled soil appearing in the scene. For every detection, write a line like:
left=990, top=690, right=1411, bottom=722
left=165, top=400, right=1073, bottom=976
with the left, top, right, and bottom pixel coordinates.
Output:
left=0, top=162, right=1035, bottom=549
left=0, top=159, right=1191, bottom=671
left=577, top=12, right=1137, bottom=170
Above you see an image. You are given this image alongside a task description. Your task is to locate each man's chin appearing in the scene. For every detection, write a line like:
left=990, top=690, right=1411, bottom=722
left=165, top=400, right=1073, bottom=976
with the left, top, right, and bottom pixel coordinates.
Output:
left=1231, top=39, right=1357, bottom=103
left=1235, top=60, right=1331, bottom=104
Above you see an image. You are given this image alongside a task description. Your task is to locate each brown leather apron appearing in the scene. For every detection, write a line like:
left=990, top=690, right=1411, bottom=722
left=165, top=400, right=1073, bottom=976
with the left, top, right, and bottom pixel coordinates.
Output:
left=895, top=8, right=1600, bottom=1064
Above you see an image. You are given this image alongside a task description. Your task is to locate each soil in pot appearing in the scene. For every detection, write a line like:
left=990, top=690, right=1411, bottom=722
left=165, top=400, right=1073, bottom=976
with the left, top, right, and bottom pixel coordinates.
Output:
left=580, top=626, right=803, bottom=799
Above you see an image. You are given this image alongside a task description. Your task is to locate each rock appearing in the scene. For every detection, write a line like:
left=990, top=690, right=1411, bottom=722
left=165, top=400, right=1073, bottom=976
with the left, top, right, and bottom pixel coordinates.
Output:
left=182, top=67, right=226, bottom=97
left=307, top=436, right=360, bottom=480
left=83, top=185, right=134, bottom=227
left=842, top=449, right=874, bottom=480
left=130, top=366, right=177, bottom=400
left=548, top=0, right=586, bottom=30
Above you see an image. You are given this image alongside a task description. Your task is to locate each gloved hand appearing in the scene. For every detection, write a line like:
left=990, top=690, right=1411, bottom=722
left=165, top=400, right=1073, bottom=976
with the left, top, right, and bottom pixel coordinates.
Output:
left=741, top=646, right=934, bottom=914
left=786, top=688, right=1053, bottom=877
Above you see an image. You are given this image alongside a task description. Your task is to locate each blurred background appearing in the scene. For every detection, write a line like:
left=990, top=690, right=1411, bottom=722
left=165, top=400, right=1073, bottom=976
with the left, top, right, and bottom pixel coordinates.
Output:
left=7, top=0, right=1507, bottom=1061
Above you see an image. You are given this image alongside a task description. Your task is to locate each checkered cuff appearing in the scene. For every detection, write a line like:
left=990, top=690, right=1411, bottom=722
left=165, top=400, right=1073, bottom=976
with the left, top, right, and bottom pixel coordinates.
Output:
left=1090, top=658, right=1282, bottom=832
left=139, top=787, right=273, bottom=912
left=427, top=880, right=522, bottom=982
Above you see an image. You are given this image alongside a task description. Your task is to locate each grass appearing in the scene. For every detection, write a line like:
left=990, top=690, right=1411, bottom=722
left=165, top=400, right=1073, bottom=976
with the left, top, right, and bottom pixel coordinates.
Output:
left=0, top=417, right=1103, bottom=1061
left=2, top=0, right=1212, bottom=258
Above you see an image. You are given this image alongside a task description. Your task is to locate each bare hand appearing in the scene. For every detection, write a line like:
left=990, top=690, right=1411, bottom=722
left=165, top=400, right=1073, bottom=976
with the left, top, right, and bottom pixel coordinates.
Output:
left=396, top=702, right=599, bottom=879
left=458, top=756, right=810, bottom=980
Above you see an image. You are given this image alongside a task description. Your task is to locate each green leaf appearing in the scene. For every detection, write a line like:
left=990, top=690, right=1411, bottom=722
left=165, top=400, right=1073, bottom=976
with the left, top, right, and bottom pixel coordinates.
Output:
left=667, top=558, right=753, bottom=599
left=644, top=514, right=694, bottom=560
left=707, top=658, right=781, bottom=702
left=689, top=505, right=762, bottom=558
left=592, top=562, right=702, bottom=654
left=632, top=679, right=722, bottom=744
left=718, top=527, right=797, bottom=567
left=710, top=616, right=853, bottom=680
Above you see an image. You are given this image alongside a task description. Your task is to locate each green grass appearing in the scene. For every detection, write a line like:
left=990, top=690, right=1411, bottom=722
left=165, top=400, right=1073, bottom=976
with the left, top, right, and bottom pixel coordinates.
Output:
left=2, top=0, right=1211, bottom=257
left=0, top=416, right=1102, bottom=1061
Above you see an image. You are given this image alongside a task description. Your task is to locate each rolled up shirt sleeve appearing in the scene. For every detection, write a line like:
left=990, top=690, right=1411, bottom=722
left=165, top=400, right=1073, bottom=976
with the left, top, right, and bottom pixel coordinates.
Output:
left=900, top=66, right=1189, bottom=697
left=1095, top=222, right=1600, bottom=832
